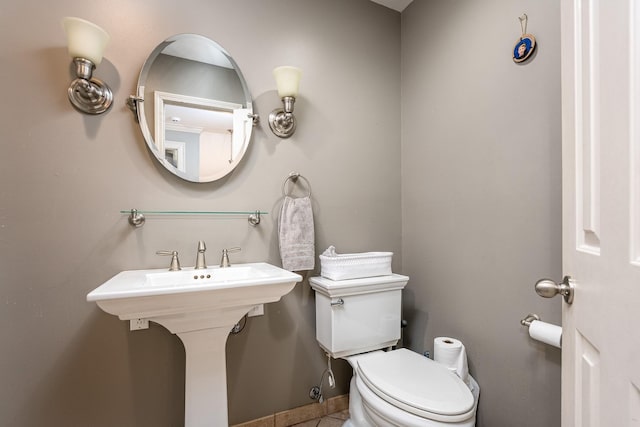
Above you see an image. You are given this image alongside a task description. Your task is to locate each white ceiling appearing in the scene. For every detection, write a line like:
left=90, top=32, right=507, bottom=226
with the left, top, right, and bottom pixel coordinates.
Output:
left=165, top=104, right=233, bottom=133
left=369, top=0, right=413, bottom=12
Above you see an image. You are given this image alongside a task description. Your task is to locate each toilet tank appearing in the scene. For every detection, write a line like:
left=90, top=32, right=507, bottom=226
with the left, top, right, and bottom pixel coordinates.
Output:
left=309, top=274, right=409, bottom=358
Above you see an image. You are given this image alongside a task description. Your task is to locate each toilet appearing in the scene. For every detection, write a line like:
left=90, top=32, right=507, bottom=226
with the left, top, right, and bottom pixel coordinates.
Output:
left=309, top=274, right=480, bottom=427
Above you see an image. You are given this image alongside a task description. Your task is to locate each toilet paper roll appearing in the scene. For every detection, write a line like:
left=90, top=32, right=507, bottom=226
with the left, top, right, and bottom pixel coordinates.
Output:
left=434, top=337, right=469, bottom=385
left=528, top=320, right=562, bottom=348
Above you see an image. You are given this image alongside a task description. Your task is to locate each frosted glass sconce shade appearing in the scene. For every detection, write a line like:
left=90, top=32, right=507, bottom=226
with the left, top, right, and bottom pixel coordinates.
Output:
left=62, top=17, right=110, bottom=65
left=62, top=17, right=113, bottom=114
left=273, top=66, right=302, bottom=98
left=269, top=66, right=302, bottom=138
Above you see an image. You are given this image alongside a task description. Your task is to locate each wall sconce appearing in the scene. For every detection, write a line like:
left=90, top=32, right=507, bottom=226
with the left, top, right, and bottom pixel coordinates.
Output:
left=62, top=17, right=113, bottom=114
left=268, top=66, right=302, bottom=138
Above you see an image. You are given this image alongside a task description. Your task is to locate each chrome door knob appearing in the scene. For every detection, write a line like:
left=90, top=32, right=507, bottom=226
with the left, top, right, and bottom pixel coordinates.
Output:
left=535, top=276, right=574, bottom=304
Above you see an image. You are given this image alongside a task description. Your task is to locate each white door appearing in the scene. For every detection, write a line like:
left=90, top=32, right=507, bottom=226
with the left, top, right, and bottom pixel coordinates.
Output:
left=561, top=0, right=640, bottom=425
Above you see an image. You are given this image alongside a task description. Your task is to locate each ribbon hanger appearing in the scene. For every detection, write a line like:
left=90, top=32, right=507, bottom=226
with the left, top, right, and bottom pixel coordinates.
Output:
left=519, top=14, right=528, bottom=39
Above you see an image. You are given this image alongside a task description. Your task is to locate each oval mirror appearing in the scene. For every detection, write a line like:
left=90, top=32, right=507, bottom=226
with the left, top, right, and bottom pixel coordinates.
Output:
left=133, top=34, right=255, bottom=183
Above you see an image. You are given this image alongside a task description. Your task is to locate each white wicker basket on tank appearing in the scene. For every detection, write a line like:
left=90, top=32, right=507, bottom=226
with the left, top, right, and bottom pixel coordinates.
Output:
left=319, top=246, right=393, bottom=280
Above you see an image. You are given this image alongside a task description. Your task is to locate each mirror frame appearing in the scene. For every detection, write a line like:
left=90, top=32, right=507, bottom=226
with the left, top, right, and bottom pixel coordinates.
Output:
left=133, top=34, right=255, bottom=183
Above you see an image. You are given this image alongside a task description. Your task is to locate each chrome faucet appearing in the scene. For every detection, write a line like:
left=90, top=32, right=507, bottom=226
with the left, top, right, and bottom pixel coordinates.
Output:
left=195, top=241, right=207, bottom=269
left=220, top=247, right=241, bottom=268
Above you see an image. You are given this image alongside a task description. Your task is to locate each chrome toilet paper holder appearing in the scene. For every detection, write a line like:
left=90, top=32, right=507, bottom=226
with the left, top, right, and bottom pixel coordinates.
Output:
left=520, top=313, right=540, bottom=327
left=520, top=313, right=562, bottom=348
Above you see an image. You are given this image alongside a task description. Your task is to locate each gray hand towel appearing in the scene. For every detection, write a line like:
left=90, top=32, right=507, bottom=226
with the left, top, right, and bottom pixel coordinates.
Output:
left=278, top=196, right=315, bottom=272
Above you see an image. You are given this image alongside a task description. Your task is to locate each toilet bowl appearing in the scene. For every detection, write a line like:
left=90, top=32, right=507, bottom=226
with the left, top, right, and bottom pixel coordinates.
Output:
left=344, top=349, right=479, bottom=427
left=309, top=275, right=480, bottom=427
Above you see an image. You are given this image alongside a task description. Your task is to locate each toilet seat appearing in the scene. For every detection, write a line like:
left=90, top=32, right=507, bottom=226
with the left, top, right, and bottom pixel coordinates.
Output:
left=355, top=349, right=475, bottom=423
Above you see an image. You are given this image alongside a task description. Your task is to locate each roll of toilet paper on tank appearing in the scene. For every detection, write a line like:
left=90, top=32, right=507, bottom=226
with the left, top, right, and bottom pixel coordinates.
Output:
left=434, top=337, right=469, bottom=385
left=528, top=320, right=562, bottom=348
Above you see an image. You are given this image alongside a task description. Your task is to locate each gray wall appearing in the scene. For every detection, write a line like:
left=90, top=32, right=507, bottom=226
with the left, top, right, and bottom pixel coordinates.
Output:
left=0, top=1, right=400, bottom=425
left=400, top=1, right=562, bottom=427
left=0, top=0, right=563, bottom=426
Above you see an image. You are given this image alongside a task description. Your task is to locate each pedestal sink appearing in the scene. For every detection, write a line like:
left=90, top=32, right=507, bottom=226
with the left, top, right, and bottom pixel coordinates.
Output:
left=87, top=262, right=302, bottom=427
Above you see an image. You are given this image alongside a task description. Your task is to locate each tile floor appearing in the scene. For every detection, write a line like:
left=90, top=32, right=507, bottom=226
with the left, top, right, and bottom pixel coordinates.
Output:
left=289, top=409, right=349, bottom=427
left=231, top=395, right=349, bottom=427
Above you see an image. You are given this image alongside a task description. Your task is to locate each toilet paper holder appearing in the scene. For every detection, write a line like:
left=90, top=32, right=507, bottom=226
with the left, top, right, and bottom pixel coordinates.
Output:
left=520, top=313, right=563, bottom=348
left=520, top=313, right=540, bottom=327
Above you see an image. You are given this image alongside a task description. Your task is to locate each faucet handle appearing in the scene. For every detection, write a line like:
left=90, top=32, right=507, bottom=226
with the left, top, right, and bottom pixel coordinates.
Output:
left=220, top=247, right=241, bottom=268
left=156, top=250, right=181, bottom=271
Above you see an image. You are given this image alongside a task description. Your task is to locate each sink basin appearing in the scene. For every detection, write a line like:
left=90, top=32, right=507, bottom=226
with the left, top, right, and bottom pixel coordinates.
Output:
left=87, top=262, right=302, bottom=427
left=87, top=263, right=301, bottom=327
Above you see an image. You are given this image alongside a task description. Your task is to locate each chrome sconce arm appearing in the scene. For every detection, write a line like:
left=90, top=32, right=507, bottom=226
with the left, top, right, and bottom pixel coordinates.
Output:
left=62, top=17, right=113, bottom=115
left=268, top=66, right=302, bottom=138
left=68, top=57, right=113, bottom=114
left=269, top=96, right=297, bottom=138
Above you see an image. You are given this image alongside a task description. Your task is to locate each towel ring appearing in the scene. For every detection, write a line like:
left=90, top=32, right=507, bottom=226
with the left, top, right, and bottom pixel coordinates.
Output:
left=282, top=172, right=312, bottom=198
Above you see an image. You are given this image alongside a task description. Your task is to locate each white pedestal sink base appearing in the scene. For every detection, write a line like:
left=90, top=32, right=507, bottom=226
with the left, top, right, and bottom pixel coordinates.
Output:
left=179, top=328, right=231, bottom=427
left=151, top=305, right=262, bottom=427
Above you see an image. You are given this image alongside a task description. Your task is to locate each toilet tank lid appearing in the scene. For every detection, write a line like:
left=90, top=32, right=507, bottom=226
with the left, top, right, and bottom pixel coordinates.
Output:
left=356, top=349, right=475, bottom=418
left=309, top=274, right=409, bottom=297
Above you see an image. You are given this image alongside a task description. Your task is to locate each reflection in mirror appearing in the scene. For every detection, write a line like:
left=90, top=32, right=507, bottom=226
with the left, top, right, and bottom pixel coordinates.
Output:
left=132, top=34, right=255, bottom=183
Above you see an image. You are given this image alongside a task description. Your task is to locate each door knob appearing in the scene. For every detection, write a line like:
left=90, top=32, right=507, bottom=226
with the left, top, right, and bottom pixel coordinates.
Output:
left=535, top=276, right=574, bottom=304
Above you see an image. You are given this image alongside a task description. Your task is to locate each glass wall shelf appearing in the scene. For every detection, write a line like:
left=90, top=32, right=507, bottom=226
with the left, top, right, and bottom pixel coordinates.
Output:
left=122, top=209, right=266, bottom=227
